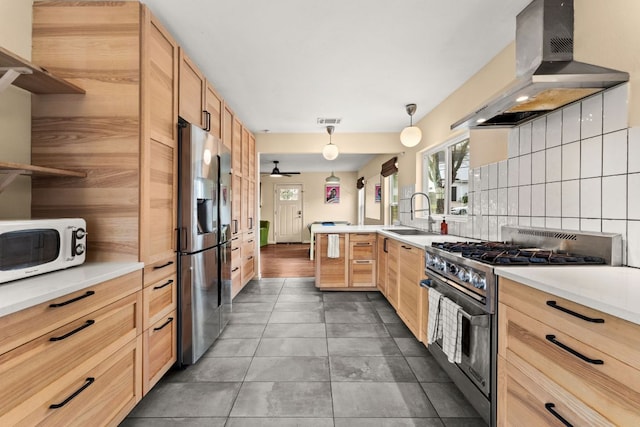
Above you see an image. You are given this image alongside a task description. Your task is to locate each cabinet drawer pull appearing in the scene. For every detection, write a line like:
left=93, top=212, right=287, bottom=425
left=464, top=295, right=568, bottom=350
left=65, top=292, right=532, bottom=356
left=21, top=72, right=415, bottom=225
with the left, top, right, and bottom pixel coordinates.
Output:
left=247, top=240, right=254, bottom=244
left=544, top=403, right=573, bottom=427
left=545, top=334, right=603, bottom=365
left=231, top=267, right=239, bottom=273
left=153, top=317, right=174, bottom=331
left=383, top=237, right=388, bottom=253
left=49, top=377, right=95, bottom=409
left=153, top=279, right=173, bottom=290
left=355, top=242, right=371, bottom=246
left=355, top=260, right=371, bottom=264
left=153, top=260, right=174, bottom=270
left=49, top=291, right=95, bottom=308
left=401, top=245, right=412, bottom=250
left=546, top=300, right=604, bottom=323
left=50, top=320, right=95, bottom=342
left=248, top=256, right=254, bottom=260
left=232, top=247, right=240, bottom=251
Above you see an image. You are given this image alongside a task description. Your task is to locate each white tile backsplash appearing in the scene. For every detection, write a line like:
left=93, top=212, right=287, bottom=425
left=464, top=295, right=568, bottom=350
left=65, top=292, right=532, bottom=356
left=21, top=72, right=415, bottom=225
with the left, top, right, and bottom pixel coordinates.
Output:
left=518, top=216, right=531, bottom=227
left=546, top=146, right=562, bottom=182
left=581, top=218, right=601, bottom=232
left=581, top=94, right=603, bottom=139
left=603, top=83, right=628, bottom=134
left=489, top=216, right=498, bottom=241
left=508, top=158, right=519, bottom=187
left=562, top=217, right=580, bottom=231
left=519, top=154, right=532, bottom=186
left=531, top=151, right=545, bottom=184
left=532, top=118, right=546, bottom=152
left=602, top=175, right=627, bottom=220
left=498, top=160, right=508, bottom=188
left=580, top=177, right=601, bottom=218
left=531, top=184, right=545, bottom=217
left=562, top=142, right=580, bottom=180
left=562, top=103, right=581, bottom=143
left=508, top=129, right=519, bottom=158
left=629, top=127, right=640, bottom=173
left=627, top=221, right=640, bottom=267
left=489, top=163, right=498, bottom=190
left=531, top=217, right=545, bottom=228
left=546, top=182, right=561, bottom=217
left=481, top=165, right=489, bottom=191
left=519, top=123, right=532, bottom=155
left=508, top=187, right=519, bottom=216
left=580, top=136, right=602, bottom=178
left=602, top=130, right=627, bottom=176
left=628, top=173, right=640, bottom=220
left=518, top=185, right=531, bottom=216
left=481, top=190, right=489, bottom=215
left=546, top=217, right=562, bottom=229
left=546, top=111, right=562, bottom=148
left=489, top=189, right=498, bottom=215
left=603, top=219, right=627, bottom=265
left=497, top=188, right=508, bottom=216
left=562, top=180, right=580, bottom=217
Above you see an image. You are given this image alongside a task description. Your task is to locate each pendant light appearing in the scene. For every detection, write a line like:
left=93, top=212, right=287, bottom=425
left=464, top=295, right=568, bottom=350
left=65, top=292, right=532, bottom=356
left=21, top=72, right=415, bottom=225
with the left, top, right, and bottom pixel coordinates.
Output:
left=322, top=125, right=339, bottom=160
left=400, top=103, right=422, bottom=147
left=325, top=171, right=340, bottom=183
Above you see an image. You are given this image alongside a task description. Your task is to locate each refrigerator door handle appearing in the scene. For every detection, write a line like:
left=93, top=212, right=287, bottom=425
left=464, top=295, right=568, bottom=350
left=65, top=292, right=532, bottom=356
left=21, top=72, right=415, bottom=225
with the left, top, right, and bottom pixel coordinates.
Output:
left=178, top=227, right=188, bottom=252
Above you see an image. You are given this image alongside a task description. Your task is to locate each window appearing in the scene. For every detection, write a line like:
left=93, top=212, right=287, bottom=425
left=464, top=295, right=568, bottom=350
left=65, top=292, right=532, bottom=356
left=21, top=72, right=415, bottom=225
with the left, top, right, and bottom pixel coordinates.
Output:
left=279, top=188, right=299, bottom=201
left=388, top=172, right=398, bottom=223
left=422, top=135, right=469, bottom=217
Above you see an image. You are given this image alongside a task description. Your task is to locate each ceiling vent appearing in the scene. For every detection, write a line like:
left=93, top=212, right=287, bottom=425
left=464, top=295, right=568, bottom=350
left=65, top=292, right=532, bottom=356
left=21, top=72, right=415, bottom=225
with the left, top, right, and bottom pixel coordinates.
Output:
left=317, top=117, right=342, bottom=125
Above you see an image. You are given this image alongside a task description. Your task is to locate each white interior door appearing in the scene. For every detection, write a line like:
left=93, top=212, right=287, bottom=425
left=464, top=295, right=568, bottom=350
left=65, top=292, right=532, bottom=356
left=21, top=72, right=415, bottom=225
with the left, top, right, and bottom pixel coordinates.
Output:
left=274, top=183, right=303, bottom=243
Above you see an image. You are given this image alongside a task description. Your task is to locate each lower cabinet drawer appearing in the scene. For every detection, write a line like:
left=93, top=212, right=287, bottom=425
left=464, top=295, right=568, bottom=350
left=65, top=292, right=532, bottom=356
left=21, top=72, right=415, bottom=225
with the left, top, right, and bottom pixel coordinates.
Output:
left=350, top=260, right=375, bottom=287
left=143, top=310, right=177, bottom=395
left=142, top=274, right=177, bottom=330
left=498, top=355, right=613, bottom=427
left=0, top=292, right=142, bottom=424
left=21, top=337, right=141, bottom=427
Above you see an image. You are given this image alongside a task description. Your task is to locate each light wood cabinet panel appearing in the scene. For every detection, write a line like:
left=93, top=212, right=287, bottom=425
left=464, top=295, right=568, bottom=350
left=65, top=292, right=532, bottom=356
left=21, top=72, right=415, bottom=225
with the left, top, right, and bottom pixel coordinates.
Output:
left=222, top=103, right=233, bottom=151
left=0, top=292, right=142, bottom=425
left=232, top=117, right=242, bottom=177
left=316, top=233, right=349, bottom=288
left=178, top=50, right=206, bottom=128
left=350, top=260, right=376, bottom=287
left=241, top=127, right=250, bottom=178
left=420, top=283, right=429, bottom=343
left=397, top=243, right=424, bottom=339
left=241, top=231, right=256, bottom=286
left=248, top=132, right=256, bottom=179
left=376, top=235, right=388, bottom=295
left=499, top=301, right=640, bottom=425
left=241, top=176, right=249, bottom=231
left=205, top=83, right=222, bottom=139
left=230, top=235, right=242, bottom=297
left=142, top=274, right=177, bottom=330
left=231, top=173, right=242, bottom=236
left=0, top=270, right=141, bottom=356
left=247, top=179, right=256, bottom=231
left=143, top=310, right=176, bottom=394
left=348, top=233, right=376, bottom=288
left=386, top=239, right=399, bottom=308
left=15, top=336, right=142, bottom=427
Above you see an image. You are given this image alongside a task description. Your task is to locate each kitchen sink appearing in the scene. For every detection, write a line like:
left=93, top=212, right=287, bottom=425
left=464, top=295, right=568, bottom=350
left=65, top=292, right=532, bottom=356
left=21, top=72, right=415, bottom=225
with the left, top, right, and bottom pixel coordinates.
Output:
left=382, top=228, right=435, bottom=236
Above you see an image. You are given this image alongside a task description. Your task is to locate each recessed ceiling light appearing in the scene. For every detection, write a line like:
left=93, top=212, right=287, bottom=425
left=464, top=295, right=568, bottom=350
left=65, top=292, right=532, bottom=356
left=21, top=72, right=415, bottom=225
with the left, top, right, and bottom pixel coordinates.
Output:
left=476, top=118, right=487, bottom=124
left=516, top=95, right=529, bottom=102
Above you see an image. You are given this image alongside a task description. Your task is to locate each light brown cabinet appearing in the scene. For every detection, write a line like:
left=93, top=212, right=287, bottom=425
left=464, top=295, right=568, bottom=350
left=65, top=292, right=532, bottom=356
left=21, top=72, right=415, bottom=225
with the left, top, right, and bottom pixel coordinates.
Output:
left=315, top=233, right=349, bottom=288
left=397, top=243, right=425, bottom=340
left=376, top=235, right=388, bottom=295
left=0, top=270, right=143, bottom=427
left=230, top=235, right=243, bottom=297
left=498, top=278, right=640, bottom=426
left=386, top=239, right=400, bottom=308
left=316, top=233, right=378, bottom=289
left=349, top=233, right=377, bottom=288
left=178, top=52, right=222, bottom=136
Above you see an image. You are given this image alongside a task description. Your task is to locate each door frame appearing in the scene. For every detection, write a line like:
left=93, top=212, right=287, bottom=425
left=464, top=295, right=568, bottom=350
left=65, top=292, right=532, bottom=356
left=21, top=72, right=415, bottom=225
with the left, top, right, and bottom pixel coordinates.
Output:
left=273, top=183, right=304, bottom=243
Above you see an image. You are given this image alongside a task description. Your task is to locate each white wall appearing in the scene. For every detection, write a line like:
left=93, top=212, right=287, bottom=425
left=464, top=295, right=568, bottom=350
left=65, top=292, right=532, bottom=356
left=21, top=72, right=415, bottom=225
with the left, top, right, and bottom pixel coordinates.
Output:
left=0, top=0, right=33, bottom=219
left=260, top=171, right=358, bottom=243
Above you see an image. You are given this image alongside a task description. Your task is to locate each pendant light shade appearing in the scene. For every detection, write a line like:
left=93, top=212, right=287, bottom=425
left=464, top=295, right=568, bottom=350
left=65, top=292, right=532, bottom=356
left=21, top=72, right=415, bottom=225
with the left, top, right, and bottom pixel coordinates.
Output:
left=325, top=171, right=340, bottom=183
left=400, top=103, right=422, bottom=147
left=322, top=125, right=339, bottom=160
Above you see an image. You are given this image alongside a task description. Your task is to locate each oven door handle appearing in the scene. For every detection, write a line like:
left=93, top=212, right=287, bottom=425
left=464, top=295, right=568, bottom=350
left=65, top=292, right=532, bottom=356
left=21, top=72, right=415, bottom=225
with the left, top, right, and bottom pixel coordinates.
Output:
left=424, top=272, right=486, bottom=305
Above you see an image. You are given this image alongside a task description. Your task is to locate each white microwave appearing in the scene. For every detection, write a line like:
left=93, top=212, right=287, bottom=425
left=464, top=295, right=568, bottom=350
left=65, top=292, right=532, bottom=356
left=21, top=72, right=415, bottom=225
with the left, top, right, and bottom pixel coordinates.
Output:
left=0, top=218, right=87, bottom=284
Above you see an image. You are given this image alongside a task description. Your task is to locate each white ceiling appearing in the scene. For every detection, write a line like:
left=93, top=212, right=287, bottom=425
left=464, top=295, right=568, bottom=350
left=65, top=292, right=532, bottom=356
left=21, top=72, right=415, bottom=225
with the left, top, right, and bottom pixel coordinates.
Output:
left=260, top=153, right=378, bottom=174
left=141, top=0, right=531, bottom=172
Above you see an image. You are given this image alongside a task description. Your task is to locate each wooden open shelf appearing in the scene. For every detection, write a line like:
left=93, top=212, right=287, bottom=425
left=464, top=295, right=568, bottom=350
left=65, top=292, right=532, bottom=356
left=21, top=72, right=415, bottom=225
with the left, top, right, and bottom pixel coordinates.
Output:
left=0, top=161, right=86, bottom=193
left=0, top=46, right=85, bottom=94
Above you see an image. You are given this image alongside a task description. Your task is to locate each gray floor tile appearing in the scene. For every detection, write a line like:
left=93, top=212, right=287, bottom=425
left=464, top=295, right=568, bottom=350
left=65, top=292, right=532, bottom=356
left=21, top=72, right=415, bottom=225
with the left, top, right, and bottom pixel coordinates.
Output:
left=323, top=292, right=370, bottom=302
left=325, top=311, right=381, bottom=323
left=330, top=356, right=416, bottom=382
left=326, top=323, right=390, bottom=338
left=334, top=418, right=444, bottom=427
left=165, top=357, right=251, bottom=382
left=120, top=418, right=226, bottom=427
left=233, top=293, right=279, bottom=303
left=226, top=418, right=334, bottom=427
left=219, top=324, right=265, bottom=339
left=269, top=310, right=325, bottom=323
left=231, top=302, right=275, bottom=312
left=324, top=301, right=377, bottom=312
left=371, top=299, right=394, bottom=310
left=256, top=337, right=328, bottom=356
left=385, top=322, right=415, bottom=338
left=279, top=287, right=323, bottom=295
left=394, top=338, right=430, bottom=356
left=327, top=337, right=402, bottom=356
left=245, top=356, right=330, bottom=381
left=283, top=279, right=317, bottom=288
left=230, top=382, right=333, bottom=417
left=332, top=382, right=438, bottom=417
left=128, top=382, right=240, bottom=417
left=366, top=291, right=386, bottom=300
left=441, top=418, right=488, bottom=427
left=262, top=323, right=326, bottom=338
left=406, top=356, right=452, bottom=382
left=277, top=294, right=323, bottom=302
left=273, top=301, right=324, bottom=312
left=377, top=308, right=404, bottom=323
left=420, top=383, right=483, bottom=418
left=228, top=311, right=271, bottom=324
left=203, top=338, right=259, bottom=357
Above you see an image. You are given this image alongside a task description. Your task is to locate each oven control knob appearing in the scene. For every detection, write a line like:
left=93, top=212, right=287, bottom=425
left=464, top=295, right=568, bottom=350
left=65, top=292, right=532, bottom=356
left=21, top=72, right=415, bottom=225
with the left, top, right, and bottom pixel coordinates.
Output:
left=471, top=272, right=486, bottom=290
left=74, top=228, right=86, bottom=240
left=436, top=257, right=446, bottom=271
left=75, top=243, right=85, bottom=256
left=457, top=268, right=470, bottom=282
left=447, top=263, right=458, bottom=275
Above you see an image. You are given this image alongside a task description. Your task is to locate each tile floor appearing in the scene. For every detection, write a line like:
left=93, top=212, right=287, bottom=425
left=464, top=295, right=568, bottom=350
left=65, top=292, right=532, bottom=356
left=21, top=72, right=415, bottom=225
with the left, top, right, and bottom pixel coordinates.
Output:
left=122, top=278, right=486, bottom=426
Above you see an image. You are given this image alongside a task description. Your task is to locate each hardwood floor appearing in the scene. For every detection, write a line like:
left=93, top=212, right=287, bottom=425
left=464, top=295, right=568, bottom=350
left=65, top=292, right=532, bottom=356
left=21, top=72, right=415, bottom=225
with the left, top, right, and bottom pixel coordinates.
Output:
left=260, top=243, right=315, bottom=278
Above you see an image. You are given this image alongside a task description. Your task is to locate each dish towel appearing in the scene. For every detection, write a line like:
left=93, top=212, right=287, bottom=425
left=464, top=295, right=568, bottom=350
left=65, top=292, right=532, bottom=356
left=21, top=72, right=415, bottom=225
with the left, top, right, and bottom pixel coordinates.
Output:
left=327, top=234, right=340, bottom=258
left=441, top=296, right=463, bottom=364
left=427, top=287, right=443, bottom=345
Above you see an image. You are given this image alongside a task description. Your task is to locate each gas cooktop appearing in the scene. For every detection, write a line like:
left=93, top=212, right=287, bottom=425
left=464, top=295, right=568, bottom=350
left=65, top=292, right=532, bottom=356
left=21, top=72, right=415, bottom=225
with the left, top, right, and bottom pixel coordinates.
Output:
left=430, top=241, right=606, bottom=266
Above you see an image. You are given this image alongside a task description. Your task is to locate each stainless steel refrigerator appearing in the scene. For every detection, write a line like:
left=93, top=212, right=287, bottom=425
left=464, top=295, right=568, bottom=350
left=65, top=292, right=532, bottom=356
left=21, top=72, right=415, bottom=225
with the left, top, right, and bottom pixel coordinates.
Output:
left=177, top=120, right=232, bottom=365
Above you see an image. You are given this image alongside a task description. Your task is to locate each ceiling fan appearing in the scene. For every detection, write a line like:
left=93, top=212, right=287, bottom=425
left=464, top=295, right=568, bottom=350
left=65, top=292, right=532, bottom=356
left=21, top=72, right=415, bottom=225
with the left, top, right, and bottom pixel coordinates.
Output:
left=262, top=160, right=301, bottom=177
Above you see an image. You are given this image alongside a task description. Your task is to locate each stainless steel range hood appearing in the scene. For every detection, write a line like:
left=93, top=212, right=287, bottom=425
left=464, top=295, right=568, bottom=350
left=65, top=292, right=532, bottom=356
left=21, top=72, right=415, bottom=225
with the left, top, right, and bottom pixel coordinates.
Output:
left=451, top=0, right=629, bottom=130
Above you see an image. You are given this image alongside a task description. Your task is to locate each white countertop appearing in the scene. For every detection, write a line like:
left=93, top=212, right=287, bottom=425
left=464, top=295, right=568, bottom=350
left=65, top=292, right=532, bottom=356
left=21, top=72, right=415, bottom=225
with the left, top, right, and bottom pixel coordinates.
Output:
left=0, top=262, right=144, bottom=317
left=495, top=266, right=640, bottom=325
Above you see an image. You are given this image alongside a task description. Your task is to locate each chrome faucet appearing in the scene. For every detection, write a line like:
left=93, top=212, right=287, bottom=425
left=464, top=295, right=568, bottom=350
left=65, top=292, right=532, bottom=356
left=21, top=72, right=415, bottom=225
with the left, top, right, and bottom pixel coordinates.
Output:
left=410, top=192, right=436, bottom=232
